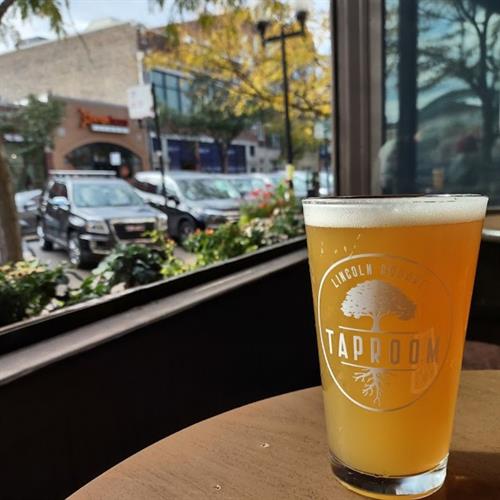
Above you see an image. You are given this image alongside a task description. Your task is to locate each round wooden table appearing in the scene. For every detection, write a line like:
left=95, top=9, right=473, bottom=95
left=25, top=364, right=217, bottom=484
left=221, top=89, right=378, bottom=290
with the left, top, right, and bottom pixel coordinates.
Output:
left=71, top=371, right=500, bottom=499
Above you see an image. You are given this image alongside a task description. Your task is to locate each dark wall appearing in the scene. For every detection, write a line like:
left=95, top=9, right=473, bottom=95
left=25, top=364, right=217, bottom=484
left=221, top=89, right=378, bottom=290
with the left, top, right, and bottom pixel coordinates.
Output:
left=0, top=259, right=319, bottom=500
left=469, top=240, right=500, bottom=345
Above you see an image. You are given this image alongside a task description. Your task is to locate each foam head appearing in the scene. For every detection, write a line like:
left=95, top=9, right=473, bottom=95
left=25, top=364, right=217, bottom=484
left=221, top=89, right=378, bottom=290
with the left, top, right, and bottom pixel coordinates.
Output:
left=302, top=195, right=488, bottom=228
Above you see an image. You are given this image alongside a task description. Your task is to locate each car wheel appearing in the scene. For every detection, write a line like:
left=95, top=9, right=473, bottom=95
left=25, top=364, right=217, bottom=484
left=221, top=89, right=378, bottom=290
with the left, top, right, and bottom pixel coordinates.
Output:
left=178, top=218, right=196, bottom=243
left=37, top=221, right=53, bottom=250
left=68, top=232, right=89, bottom=268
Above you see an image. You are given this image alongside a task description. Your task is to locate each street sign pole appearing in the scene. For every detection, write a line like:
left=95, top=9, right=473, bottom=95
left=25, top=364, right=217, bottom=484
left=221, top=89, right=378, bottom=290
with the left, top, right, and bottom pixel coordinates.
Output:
left=151, top=82, right=167, bottom=201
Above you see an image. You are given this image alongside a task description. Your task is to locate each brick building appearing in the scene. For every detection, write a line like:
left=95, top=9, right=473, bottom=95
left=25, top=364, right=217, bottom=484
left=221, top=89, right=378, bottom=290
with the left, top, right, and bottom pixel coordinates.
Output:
left=0, top=22, right=139, bottom=106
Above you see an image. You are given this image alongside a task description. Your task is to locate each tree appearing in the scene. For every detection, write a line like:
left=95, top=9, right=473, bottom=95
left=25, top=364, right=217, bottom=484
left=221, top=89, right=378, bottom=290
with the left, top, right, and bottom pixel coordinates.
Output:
left=341, top=280, right=416, bottom=332
left=418, top=0, right=500, bottom=163
left=0, top=95, right=64, bottom=263
left=145, top=5, right=331, bottom=159
left=160, top=76, right=260, bottom=172
left=1, top=95, right=65, bottom=185
left=0, top=0, right=68, bottom=264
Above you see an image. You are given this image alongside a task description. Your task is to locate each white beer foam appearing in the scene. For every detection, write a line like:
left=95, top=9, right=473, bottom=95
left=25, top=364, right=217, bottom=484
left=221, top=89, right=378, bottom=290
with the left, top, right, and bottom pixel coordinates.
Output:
left=303, top=196, right=488, bottom=228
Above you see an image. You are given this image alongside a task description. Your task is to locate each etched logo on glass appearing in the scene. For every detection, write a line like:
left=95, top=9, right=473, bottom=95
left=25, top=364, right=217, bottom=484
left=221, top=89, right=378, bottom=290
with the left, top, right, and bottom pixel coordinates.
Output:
left=318, top=254, right=451, bottom=412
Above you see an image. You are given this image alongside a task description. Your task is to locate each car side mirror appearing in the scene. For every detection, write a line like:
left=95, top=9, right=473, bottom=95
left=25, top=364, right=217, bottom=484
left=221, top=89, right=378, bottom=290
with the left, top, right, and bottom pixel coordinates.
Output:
left=167, top=194, right=180, bottom=206
left=50, top=196, right=70, bottom=210
left=24, top=200, right=38, bottom=211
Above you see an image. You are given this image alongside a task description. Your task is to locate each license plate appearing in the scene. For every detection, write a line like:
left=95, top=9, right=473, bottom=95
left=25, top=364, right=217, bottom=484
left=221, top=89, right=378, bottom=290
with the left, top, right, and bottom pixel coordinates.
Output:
left=124, top=224, right=145, bottom=232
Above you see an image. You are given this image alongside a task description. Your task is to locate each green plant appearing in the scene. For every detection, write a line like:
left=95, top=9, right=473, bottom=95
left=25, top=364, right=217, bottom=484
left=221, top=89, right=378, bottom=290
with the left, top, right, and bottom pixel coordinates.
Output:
left=147, top=230, right=195, bottom=278
left=69, top=231, right=191, bottom=304
left=0, top=260, right=68, bottom=327
left=184, top=223, right=260, bottom=266
left=184, top=192, right=304, bottom=267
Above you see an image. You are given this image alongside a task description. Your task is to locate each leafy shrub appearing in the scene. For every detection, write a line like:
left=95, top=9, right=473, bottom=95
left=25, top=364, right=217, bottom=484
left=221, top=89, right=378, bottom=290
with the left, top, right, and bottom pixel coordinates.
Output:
left=69, top=231, right=191, bottom=304
left=0, top=260, right=68, bottom=327
left=184, top=223, right=260, bottom=266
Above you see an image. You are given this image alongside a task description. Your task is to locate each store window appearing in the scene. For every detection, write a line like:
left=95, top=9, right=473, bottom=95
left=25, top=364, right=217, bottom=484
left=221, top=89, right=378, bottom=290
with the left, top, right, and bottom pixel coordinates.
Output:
left=380, top=0, right=500, bottom=204
left=150, top=70, right=192, bottom=114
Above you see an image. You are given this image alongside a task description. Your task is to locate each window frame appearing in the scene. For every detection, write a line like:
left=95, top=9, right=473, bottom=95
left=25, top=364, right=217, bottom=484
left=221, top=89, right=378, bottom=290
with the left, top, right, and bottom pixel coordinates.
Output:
left=331, top=0, right=384, bottom=195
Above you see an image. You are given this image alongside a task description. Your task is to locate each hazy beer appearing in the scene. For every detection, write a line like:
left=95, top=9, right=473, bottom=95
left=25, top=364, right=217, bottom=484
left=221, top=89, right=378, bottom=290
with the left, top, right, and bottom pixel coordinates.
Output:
left=303, top=196, right=487, bottom=498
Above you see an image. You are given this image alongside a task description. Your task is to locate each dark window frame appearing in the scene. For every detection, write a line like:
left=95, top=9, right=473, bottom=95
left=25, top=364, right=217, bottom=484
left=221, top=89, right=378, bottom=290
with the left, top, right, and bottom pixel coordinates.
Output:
left=331, top=0, right=384, bottom=195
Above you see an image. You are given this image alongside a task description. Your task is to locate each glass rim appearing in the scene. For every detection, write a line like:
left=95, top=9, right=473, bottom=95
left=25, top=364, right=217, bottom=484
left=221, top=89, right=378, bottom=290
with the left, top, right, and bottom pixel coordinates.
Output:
left=302, top=194, right=488, bottom=206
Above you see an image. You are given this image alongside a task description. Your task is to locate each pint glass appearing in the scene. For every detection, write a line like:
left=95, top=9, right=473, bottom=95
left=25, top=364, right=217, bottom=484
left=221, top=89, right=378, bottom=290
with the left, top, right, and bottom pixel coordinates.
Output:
left=303, top=195, right=487, bottom=499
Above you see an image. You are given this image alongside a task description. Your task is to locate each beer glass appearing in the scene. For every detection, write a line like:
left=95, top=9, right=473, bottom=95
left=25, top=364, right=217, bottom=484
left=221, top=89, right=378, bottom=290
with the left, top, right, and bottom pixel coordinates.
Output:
left=303, top=195, right=487, bottom=499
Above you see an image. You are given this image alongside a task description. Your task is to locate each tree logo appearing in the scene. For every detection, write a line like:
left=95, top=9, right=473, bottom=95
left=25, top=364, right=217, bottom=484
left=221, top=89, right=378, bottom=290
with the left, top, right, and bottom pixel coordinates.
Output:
left=341, top=280, right=416, bottom=332
left=317, top=254, right=451, bottom=412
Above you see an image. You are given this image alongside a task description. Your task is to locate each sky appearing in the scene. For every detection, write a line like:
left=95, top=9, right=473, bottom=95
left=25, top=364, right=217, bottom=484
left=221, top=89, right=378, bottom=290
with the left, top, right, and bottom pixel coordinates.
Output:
left=0, top=0, right=331, bottom=53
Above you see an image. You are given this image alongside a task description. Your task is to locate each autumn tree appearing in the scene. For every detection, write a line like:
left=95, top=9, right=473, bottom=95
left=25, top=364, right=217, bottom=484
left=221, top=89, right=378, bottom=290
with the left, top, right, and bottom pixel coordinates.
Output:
left=341, top=280, right=416, bottom=332
left=145, top=4, right=331, bottom=159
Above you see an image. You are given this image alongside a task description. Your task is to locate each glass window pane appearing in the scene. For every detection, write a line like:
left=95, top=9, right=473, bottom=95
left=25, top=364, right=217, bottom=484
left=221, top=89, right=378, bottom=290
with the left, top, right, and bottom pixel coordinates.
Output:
left=165, top=74, right=178, bottom=89
left=180, top=92, right=191, bottom=114
left=154, top=86, right=166, bottom=106
left=151, top=71, right=164, bottom=87
left=167, top=88, right=180, bottom=112
left=380, top=0, right=500, bottom=205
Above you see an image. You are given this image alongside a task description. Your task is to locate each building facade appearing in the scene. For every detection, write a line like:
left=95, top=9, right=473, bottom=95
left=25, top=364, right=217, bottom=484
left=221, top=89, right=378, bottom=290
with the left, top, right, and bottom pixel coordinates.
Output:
left=0, top=22, right=140, bottom=106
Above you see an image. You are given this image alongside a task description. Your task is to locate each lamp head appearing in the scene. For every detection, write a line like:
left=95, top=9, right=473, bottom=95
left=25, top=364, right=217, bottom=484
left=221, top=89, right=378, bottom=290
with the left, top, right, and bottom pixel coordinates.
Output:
left=296, top=9, right=308, bottom=32
left=256, top=20, right=269, bottom=46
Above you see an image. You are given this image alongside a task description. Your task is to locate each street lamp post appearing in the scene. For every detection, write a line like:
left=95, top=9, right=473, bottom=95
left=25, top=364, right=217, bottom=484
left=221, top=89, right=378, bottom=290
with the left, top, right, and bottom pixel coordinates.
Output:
left=256, top=8, right=308, bottom=168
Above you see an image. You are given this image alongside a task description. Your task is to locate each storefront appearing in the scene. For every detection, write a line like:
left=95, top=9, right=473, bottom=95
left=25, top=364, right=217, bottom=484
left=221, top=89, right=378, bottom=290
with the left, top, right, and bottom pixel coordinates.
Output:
left=50, top=97, right=150, bottom=175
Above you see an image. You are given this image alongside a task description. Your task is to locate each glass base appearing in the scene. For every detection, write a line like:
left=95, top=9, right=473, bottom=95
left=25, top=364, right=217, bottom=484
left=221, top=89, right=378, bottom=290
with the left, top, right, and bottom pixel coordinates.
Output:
left=330, top=453, right=447, bottom=499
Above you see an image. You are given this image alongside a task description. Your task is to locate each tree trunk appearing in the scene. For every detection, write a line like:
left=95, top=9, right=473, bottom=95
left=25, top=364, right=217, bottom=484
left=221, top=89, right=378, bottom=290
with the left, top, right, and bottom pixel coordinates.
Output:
left=216, top=141, right=229, bottom=174
left=371, top=314, right=381, bottom=332
left=0, top=149, right=22, bottom=264
left=480, top=92, right=495, bottom=166
left=476, top=17, right=495, bottom=166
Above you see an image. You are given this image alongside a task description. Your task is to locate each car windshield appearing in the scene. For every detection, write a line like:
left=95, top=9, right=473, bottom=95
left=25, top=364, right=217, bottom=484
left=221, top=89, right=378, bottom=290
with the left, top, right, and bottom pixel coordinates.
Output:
left=229, top=177, right=266, bottom=195
left=15, top=190, right=41, bottom=208
left=176, top=178, right=241, bottom=201
left=73, top=182, right=144, bottom=207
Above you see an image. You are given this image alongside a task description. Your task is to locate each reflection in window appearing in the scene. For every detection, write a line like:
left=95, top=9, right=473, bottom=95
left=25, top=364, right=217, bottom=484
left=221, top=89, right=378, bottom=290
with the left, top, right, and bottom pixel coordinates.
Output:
left=381, top=0, right=500, bottom=205
left=150, top=70, right=192, bottom=114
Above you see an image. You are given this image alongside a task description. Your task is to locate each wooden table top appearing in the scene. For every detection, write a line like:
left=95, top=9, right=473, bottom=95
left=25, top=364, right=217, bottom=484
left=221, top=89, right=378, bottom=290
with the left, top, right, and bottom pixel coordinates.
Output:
left=483, top=214, right=500, bottom=241
left=71, top=371, right=500, bottom=500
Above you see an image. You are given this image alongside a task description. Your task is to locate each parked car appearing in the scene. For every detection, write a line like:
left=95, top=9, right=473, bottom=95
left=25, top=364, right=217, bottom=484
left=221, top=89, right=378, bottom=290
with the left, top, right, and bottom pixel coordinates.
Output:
left=37, top=170, right=168, bottom=267
left=15, top=189, right=42, bottom=236
left=133, top=171, right=242, bottom=241
left=258, top=170, right=335, bottom=198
